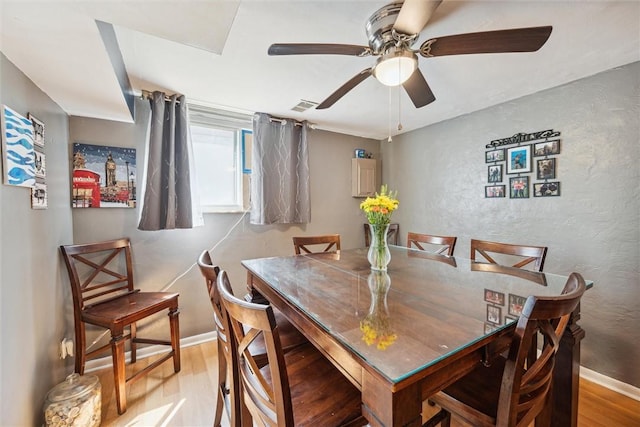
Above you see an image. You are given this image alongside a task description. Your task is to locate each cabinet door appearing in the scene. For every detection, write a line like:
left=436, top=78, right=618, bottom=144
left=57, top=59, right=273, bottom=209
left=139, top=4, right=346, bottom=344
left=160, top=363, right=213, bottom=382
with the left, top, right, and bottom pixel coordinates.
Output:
left=352, top=159, right=377, bottom=197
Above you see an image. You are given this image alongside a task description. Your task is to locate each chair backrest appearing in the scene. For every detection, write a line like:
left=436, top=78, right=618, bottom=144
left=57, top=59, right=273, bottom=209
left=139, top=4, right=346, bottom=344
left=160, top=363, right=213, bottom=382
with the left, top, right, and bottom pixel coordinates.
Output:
left=293, top=234, right=340, bottom=255
left=196, top=250, right=228, bottom=345
left=497, top=272, right=586, bottom=426
left=364, top=223, right=399, bottom=246
left=470, top=239, right=547, bottom=271
left=60, top=238, right=136, bottom=313
left=217, top=270, right=295, bottom=426
left=407, top=232, right=457, bottom=256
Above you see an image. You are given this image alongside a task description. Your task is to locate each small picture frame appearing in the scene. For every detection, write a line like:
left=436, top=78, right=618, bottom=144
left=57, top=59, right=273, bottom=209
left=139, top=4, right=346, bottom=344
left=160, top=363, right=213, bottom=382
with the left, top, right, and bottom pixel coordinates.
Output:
left=533, top=182, right=561, bottom=197
left=484, top=289, right=505, bottom=306
left=508, top=294, right=527, bottom=316
left=506, top=145, right=532, bottom=174
left=28, top=113, right=45, bottom=148
left=487, top=305, right=502, bottom=325
left=31, top=182, right=47, bottom=209
left=533, top=140, right=560, bottom=156
left=34, top=151, right=46, bottom=179
left=485, top=185, right=505, bottom=198
left=536, top=158, right=556, bottom=180
left=487, top=164, right=503, bottom=183
left=485, top=149, right=505, bottom=163
left=509, top=176, right=529, bottom=199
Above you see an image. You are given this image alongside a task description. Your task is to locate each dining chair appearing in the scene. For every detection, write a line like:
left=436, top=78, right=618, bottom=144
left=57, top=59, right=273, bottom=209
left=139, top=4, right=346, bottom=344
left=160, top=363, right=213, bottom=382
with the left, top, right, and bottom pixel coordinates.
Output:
left=364, top=222, right=399, bottom=246
left=423, top=272, right=586, bottom=427
left=293, top=234, right=341, bottom=254
left=407, top=232, right=457, bottom=256
left=60, top=238, right=180, bottom=415
left=197, top=250, right=308, bottom=427
left=470, top=238, right=548, bottom=272
left=216, top=269, right=367, bottom=427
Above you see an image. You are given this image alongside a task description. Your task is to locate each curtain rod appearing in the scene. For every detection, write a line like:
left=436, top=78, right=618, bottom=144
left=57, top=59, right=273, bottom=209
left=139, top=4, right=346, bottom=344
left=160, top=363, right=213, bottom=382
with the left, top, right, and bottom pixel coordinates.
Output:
left=268, top=116, right=315, bottom=129
left=140, top=89, right=181, bottom=104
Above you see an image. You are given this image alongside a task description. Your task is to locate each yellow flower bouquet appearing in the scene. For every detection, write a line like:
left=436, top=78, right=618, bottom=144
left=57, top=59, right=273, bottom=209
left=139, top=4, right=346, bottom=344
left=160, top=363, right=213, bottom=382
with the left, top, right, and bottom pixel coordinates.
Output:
left=360, top=185, right=399, bottom=270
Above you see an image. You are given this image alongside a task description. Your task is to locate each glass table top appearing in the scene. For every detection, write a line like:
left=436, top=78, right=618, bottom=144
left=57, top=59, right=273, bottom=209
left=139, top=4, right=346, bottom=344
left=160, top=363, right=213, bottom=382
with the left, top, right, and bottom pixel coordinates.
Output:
left=242, top=246, right=592, bottom=383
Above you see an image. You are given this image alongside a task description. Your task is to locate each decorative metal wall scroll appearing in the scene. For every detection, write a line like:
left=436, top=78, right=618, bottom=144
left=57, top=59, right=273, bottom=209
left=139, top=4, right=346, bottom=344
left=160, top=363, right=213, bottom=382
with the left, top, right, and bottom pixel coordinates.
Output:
left=484, top=129, right=561, bottom=199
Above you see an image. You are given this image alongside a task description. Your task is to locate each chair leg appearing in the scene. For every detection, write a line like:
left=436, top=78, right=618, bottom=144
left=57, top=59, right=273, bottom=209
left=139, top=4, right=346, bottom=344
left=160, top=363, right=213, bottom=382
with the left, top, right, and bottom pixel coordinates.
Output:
left=130, top=322, right=137, bottom=363
left=213, top=340, right=225, bottom=427
left=169, top=307, right=181, bottom=372
left=111, top=333, right=127, bottom=414
left=423, top=409, right=451, bottom=427
left=75, top=323, right=86, bottom=375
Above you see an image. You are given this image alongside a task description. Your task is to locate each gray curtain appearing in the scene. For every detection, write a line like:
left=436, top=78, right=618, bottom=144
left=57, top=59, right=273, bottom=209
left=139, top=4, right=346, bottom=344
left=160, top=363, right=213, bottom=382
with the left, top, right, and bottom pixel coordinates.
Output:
left=250, top=113, right=310, bottom=224
left=138, top=91, right=194, bottom=230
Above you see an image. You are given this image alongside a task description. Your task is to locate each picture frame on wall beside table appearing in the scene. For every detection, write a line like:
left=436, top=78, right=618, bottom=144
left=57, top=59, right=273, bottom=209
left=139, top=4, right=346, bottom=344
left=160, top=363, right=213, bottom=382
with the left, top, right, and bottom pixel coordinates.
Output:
left=506, top=145, right=532, bottom=174
left=485, top=185, right=505, bottom=198
left=487, top=164, right=503, bottom=183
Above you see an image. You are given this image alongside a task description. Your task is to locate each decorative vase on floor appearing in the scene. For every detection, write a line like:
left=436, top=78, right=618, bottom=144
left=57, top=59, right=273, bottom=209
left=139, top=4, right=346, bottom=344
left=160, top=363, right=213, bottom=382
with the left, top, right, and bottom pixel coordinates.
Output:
left=367, top=223, right=391, bottom=271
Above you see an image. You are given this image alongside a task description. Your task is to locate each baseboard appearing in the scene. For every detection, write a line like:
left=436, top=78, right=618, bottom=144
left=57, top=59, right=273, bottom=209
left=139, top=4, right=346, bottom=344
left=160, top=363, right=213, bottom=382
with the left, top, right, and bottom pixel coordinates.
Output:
left=580, top=366, right=640, bottom=401
left=83, top=332, right=640, bottom=403
left=84, top=331, right=216, bottom=373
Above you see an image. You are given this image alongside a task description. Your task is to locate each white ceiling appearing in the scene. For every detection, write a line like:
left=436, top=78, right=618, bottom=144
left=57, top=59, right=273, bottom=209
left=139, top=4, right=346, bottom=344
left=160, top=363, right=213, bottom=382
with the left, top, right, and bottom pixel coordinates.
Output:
left=1, top=1, right=638, bottom=140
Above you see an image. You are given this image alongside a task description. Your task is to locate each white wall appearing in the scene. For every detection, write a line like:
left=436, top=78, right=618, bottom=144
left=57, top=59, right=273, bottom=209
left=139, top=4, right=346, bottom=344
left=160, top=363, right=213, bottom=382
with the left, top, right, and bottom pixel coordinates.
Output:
left=0, top=53, right=74, bottom=426
left=382, top=61, right=640, bottom=387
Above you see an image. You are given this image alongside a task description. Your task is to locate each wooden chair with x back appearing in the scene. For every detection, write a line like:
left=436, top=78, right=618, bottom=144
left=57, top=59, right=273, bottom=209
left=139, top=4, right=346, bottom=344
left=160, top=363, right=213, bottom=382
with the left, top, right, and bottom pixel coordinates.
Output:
left=292, top=234, right=341, bottom=254
left=470, top=238, right=548, bottom=272
left=197, top=250, right=307, bottom=427
left=60, top=238, right=180, bottom=415
left=407, top=232, right=457, bottom=256
left=217, top=269, right=367, bottom=427
left=423, top=272, right=586, bottom=427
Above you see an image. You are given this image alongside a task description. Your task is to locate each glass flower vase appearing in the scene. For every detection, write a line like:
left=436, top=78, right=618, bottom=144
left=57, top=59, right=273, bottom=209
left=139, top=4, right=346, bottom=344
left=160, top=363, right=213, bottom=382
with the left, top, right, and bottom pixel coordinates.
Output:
left=367, top=223, right=391, bottom=271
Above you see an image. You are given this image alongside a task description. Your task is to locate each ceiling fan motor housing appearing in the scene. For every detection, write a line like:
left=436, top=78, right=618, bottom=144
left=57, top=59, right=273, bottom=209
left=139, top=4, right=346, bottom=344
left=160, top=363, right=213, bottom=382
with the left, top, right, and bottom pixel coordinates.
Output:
left=365, top=2, right=404, bottom=53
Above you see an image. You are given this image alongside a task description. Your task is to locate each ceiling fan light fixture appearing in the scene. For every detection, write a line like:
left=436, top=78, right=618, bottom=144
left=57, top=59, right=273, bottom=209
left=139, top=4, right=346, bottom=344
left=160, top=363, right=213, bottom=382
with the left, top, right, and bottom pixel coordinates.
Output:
left=374, top=47, right=417, bottom=86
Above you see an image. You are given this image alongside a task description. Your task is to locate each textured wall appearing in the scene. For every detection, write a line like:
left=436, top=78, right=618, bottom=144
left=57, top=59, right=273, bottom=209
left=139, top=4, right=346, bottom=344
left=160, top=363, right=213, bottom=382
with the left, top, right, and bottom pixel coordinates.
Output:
left=382, top=62, right=640, bottom=387
left=0, top=54, right=74, bottom=425
left=70, top=102, right=380, bottom=342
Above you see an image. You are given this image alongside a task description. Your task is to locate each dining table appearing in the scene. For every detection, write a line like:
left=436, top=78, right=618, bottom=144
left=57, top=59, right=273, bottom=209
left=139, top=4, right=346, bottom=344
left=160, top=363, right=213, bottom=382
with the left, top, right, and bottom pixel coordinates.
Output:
left=242, top=246, right=592, bottom=427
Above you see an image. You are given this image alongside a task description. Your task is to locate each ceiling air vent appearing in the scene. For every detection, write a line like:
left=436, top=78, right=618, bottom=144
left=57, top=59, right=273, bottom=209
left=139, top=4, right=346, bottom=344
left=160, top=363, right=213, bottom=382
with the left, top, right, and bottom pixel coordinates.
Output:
left=291, top=100, right=318, bottom=112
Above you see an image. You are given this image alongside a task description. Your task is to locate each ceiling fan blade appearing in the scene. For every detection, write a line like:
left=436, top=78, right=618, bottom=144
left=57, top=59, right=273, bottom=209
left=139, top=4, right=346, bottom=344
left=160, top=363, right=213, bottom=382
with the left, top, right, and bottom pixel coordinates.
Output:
left=268, top=43, right=371, bottom=56
left=402, top=69, right=436, bottom=108
left=394, top=0, right=443, bottom=36
left=316, top=68, right=373, bottom=109
left=419, top=26, right=553, bottom=57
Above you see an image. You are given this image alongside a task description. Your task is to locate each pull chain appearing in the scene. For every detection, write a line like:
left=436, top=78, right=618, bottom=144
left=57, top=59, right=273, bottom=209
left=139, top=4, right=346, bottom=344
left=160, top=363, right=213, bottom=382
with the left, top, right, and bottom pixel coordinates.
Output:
left=388, top=85, right=392, bottom=142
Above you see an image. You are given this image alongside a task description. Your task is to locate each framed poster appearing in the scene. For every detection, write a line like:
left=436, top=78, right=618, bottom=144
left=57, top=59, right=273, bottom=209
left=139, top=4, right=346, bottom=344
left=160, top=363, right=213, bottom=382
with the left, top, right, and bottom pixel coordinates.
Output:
left=2, top=105, right=36, bottom=187
left=506, top=145, right=532, bottom=174
left=35, top=151, right=46, bottom=179
left=72, top=143, right=136, bottom=208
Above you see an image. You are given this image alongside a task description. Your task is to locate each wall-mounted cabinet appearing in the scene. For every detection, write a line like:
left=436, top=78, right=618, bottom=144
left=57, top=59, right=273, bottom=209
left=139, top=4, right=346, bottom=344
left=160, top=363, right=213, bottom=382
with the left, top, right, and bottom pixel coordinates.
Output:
left=352, top=158, right=378, bottom=197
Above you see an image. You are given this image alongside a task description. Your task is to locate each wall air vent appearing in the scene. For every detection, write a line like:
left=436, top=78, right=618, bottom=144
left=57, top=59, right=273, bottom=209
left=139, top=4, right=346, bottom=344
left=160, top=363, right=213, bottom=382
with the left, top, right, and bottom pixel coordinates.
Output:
left=291, top=100, right=318, bottom=112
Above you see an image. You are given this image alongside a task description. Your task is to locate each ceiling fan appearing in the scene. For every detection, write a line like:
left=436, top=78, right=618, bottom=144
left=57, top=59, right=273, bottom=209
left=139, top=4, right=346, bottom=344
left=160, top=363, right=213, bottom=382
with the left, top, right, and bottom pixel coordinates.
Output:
left=268, top=0, right=552, bottom=110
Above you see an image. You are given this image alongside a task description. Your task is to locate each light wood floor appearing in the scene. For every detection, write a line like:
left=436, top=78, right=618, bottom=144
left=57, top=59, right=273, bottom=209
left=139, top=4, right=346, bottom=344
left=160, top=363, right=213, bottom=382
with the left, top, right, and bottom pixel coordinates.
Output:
left=94, top=341, right=640, bottom=426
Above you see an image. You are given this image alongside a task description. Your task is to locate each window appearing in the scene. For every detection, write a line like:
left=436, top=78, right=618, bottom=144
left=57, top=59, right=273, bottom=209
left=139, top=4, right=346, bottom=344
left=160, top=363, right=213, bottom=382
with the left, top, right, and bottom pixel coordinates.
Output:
left=188, top=104, right=252, bottom=213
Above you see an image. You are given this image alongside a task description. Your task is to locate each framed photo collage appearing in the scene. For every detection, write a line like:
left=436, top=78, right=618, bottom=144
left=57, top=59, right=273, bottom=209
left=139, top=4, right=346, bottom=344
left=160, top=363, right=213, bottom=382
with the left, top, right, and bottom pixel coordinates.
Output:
left=484, top=129, right=562, bottom=199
